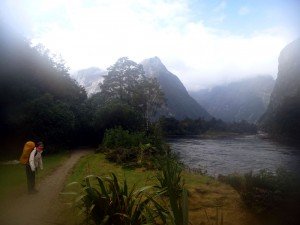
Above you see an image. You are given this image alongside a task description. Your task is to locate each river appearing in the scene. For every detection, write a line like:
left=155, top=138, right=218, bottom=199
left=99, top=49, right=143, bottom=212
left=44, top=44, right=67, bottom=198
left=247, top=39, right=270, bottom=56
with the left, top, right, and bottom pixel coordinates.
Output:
left=168, top=135, right=300, bottom=175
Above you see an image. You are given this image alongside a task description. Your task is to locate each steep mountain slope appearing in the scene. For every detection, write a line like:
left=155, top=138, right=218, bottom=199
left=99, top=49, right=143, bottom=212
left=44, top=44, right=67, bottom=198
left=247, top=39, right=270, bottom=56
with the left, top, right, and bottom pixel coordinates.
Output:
left=260, top=38, right=300, bottom=139
left=190, top=76, right=275, bottom=123
left=71, top=67, right=106, bottom=96
left=141, top=57, right=211, bottom=120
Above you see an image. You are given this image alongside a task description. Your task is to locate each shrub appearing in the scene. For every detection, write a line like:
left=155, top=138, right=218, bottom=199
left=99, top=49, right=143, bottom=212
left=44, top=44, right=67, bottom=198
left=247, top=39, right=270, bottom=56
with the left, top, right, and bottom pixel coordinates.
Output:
left=105, top=147, right=139, bottom=165
left=218, top=173, right=244, bottom=191
left=102, top=126, right=147, bottom=149
left=219, top=169, right=300, bottom=215
left=63, top=173, right=168, bottom=225
left=102, top=127, right=166, bottom=168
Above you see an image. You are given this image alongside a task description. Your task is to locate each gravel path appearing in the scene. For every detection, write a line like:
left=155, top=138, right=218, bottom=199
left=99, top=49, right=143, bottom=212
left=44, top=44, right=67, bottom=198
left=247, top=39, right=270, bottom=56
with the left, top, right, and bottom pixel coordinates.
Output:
left=0, top=149, right=92, bottom=225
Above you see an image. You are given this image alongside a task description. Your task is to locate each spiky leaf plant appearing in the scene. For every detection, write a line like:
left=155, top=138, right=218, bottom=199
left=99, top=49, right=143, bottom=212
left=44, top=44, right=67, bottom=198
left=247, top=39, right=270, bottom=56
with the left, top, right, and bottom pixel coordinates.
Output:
left=155, top=156, right=189, bottom=225
left=63, top=173, right=168, bottom=225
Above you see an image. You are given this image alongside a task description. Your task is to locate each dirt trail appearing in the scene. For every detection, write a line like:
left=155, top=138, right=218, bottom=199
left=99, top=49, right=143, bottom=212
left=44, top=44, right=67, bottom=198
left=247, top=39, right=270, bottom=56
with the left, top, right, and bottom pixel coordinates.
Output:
left=0, top=149, right=92, bottom=225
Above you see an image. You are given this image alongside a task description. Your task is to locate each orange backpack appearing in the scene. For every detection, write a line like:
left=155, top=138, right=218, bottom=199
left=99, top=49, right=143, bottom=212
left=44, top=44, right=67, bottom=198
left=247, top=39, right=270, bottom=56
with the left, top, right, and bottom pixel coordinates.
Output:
left=19, top=141, right=35, bottom=164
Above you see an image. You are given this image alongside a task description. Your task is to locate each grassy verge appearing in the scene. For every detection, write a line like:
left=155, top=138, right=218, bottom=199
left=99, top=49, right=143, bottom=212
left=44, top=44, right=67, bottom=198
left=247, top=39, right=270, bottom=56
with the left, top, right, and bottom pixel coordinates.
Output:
left=219, top=170, right=300, bottom=225
left=66, top=152, right=259, bottom=225
left=0, top=151, right=69, bottom=201
left=68, top=153, right=157, bottom=188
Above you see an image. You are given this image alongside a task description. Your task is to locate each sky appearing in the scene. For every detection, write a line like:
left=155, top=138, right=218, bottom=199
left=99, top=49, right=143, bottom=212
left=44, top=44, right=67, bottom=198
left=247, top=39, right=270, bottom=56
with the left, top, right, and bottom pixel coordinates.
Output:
left=1, top=0, right=300, bottom=91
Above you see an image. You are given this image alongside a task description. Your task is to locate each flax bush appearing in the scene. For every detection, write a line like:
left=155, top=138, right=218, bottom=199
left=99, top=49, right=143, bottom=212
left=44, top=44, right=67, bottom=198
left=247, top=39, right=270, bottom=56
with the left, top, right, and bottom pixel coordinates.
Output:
left=62, top=173, right=168, bottom=225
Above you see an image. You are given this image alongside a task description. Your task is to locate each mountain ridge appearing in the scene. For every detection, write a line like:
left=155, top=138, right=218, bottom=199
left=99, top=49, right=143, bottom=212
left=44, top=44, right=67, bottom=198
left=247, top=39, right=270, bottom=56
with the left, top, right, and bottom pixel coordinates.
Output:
left=71, top=57, right=211, bottom=120
left=190, top=75, right=275, bottom=123
left=141, top=57, right=212, bottom=120
left=71, top=67, right=106, bottom=96
left=260, top=38, right=300, bottom=139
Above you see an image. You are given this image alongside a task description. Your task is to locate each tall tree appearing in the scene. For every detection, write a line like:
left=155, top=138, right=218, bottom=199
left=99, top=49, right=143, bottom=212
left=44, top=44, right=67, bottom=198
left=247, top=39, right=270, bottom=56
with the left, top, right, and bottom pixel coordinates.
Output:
left=99, top=57, right=165, bottom=128
left=100, top=57, right=145, bottom=104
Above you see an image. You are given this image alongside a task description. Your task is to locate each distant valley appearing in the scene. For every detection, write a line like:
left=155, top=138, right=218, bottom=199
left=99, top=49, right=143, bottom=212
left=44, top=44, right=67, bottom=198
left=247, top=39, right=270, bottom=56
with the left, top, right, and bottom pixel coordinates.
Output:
left=190, top=76, right=275, bottom=123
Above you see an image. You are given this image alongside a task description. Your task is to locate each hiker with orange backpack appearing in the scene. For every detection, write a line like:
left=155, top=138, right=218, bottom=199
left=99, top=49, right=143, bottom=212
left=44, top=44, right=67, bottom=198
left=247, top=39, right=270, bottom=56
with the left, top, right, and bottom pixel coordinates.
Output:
left=19, top=141, right=44, bottom=194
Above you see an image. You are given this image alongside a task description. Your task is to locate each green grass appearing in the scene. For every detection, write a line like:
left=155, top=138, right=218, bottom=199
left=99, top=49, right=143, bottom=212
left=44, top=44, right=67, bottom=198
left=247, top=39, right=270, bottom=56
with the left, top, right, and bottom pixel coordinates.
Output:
left=67, top=153, right=156, bottom=188
left=65, top=152, right=263, bottom=225
left=67, top=152, right=214, bottom=190
left=0, top=151, right=69, bottom=200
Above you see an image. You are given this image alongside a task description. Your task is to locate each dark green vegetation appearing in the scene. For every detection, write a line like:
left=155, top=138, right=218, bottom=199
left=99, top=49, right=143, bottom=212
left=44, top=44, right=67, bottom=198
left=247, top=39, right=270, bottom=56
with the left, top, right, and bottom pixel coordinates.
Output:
left=65, top=152, right=259, bottom=225
left=0, top=23, right=164, bottom=159
left=64, top=173, right=167, bottom=225
left=155, top=155, right=189, bottom=225
left=159, top=117, right=257, bottom=136
left=219, top=169, right=300, bottom=225
left=64, top=155, right=192, bottom=225
left=0, top=24, right=87, bottom=156
left=260, top=38, right=300, bottom=140
left=91, top=56, right=164, bottom=134
left=100, top=126, right=165, bottom=168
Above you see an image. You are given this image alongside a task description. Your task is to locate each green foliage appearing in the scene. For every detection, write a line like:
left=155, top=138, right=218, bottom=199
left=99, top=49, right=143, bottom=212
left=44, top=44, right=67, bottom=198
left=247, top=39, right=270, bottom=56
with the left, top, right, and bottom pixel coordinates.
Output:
left=159, top=116, right=210, bottom=136
left=218, top=173, right=243, bottom=191
left=102, top=127, right=147, bottom=149
left=21, top=94, right=76, bottom=151
left=100, top=57, right=145, bottom=105
left=147, top=123, right=169, bottom=152
left=1, top=28, right=167, bottom=155
left=155, top=155, right=189, bottom=225
left=219, top=169, right=300, bottom=215
left=101, top=127, right=162, bottom=168
left=99, top=57, right=165, bottom=127
left=87, top=57, right=166, bottom=145
left=159, top=116, right=257, bottom=136
left=0, top=24, right=87, bottom=154
left=63, top=155, right=192, bottom=225
left=141, top=77, right=165, bottom=127
left=155, top=155, right=183, bottom=198
left=206, top=118, right=227, bottom=132
left=72, top=101, right=98, bottom=146
left=63, top=173, right=167, bottom=225
left=227, top=120, right=257, bottom=134
left=93, top=101, right=145, bottom=134
left=159, top=117, right=184, bottom=135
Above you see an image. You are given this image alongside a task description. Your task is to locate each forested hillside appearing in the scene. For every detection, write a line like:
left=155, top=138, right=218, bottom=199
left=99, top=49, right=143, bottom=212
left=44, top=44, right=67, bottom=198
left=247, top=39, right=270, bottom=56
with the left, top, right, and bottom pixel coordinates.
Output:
left=0, top=24, right=88, bottom=156
left=0, top=25, right=166, bottom=158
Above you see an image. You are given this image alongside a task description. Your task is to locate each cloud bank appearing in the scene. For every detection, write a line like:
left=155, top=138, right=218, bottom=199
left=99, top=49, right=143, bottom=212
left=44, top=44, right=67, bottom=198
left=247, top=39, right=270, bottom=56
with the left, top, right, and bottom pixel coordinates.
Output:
left=2, top=0, right=297, bottom=90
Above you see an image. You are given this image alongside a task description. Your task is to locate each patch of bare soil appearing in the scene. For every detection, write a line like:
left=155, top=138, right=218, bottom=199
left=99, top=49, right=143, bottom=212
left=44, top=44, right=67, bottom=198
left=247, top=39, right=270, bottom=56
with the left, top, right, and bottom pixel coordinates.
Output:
left=0, top=149, right=92, bottom=225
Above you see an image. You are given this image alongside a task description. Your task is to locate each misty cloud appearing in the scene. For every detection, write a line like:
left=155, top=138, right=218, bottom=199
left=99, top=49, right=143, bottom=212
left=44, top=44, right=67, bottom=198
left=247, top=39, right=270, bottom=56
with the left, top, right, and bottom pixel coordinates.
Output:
left=1, top=0, right=298, bottom=91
